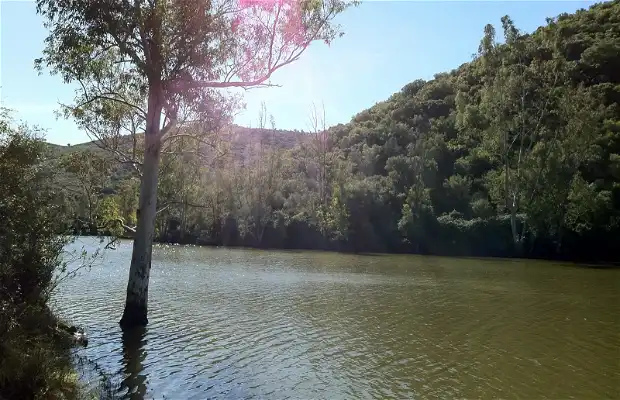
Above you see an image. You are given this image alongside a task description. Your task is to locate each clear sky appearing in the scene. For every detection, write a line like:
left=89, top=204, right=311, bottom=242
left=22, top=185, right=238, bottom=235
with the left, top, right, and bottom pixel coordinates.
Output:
left=1, top=0, right=598, bottom=145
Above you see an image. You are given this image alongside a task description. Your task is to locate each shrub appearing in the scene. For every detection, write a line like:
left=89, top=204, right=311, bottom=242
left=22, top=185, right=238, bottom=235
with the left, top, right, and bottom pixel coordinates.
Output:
left=0, top=111, right=78, bottom=399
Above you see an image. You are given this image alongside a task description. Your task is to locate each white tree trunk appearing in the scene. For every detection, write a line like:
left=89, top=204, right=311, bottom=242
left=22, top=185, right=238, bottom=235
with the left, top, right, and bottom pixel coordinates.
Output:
left=119, top=136, right=161, bottom=328
left=120, top=88, right=162, bottom=329
left=510, top=197, right=524, bottom=256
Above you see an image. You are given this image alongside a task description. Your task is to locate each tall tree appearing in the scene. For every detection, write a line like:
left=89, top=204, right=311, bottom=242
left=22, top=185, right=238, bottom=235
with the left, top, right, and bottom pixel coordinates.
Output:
left=466, top=16, right=566, bottom=252
left=36, top=0, right=354, bottom=328
left=306, top=103, right=331, bottom=209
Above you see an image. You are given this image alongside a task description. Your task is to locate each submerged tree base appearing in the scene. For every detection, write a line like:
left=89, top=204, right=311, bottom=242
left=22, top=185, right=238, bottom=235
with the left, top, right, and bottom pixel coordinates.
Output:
left=119, top=303, right=149, bottom=329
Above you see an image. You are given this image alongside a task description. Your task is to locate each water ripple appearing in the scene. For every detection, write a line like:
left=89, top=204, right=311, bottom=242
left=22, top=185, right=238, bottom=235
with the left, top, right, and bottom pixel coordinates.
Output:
left=54, top=238, right=620, bottom=399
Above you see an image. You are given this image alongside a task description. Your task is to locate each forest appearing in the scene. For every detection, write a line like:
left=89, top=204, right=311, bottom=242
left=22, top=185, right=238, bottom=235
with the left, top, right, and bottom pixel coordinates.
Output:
left=47, top=1, right=620, bottom=261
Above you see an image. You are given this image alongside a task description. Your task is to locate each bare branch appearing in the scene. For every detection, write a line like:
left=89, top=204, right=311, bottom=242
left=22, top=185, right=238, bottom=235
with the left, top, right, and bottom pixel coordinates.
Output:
left=169, top=46, right=304, bottom=92
left=69, top=78, right=148, bottom=118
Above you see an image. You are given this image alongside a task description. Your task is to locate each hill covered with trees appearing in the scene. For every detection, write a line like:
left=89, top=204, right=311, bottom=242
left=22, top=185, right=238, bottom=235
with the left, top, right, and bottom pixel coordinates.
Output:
left=53, top=1, right=620, bottom=261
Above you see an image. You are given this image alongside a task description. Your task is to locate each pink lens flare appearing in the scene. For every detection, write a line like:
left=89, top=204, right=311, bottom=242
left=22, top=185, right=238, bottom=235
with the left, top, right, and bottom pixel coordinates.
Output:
left=239, top=0, right=284, bottom=9
left=234, top=0, right=307, bottom=45
left=232, top=0, right=310, bottom=81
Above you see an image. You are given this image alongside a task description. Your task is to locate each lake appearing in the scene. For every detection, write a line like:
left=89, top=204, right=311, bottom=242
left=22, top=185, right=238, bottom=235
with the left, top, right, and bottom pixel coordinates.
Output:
left=53, top=237, right=620, bottom=399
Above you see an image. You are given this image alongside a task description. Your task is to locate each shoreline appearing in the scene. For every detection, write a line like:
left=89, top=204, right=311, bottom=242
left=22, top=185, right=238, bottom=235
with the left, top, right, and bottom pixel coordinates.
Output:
left=79, top=233, right=620, bottom=267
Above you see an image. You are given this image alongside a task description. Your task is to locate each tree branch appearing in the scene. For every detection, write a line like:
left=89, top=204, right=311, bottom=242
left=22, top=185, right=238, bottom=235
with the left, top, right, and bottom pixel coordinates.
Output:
left=108, top=27, right=146, bottom=71
left=69, top=93, right=147, bottom=118
left=157, top=117, right=178, bottom=140
left=169, top=48, right=303, bottom=92
left=159, top=199, right=211, bottom=210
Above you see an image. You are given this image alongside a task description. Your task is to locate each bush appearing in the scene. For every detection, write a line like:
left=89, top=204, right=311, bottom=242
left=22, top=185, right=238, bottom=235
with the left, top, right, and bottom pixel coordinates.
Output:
left=434, top=213, right=518, bottom=257
left=0, top=111, right=79, bottom=399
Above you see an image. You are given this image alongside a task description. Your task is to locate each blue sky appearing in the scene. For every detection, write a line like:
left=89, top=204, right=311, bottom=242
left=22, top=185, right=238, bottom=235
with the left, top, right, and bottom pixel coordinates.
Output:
left=1, top=0, right=598, bottom=145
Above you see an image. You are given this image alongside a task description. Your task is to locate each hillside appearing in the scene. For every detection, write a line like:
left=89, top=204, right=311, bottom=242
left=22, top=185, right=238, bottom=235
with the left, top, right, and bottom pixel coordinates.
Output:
left=44, top=124, right=306, bottom=189
left=318, top=0, right=620, bottom=259
left=46, top=124, right=305, bottom=160
left=52, top=1, right=620, bottom=261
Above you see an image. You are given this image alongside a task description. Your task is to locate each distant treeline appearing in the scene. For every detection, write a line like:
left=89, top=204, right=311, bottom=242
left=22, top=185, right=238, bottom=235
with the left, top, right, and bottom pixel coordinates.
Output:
left=52, top=1, right=620, bottom=262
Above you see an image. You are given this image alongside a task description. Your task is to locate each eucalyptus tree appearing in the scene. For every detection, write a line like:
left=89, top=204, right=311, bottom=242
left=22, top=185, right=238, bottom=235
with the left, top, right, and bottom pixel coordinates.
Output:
left=463, top=16, right=566, bottom=252
left=35, top=0, right=354, bottom=327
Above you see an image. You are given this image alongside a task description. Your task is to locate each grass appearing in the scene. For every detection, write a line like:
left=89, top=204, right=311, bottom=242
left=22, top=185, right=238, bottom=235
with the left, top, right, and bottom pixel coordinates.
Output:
left=0, top=304, right=80, bottom=399
left=0, top=305, right=121, bottom=400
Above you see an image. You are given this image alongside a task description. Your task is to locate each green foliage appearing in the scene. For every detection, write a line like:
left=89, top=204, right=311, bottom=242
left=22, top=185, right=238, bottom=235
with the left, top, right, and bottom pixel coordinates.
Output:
left=59, top=150, right=113, bottom=227
left=435, top=214, right=517, bottom=257
left=46, top=1, right=620, bottom=261
left=470, top=195, right=495, bottom=219
left=398, top=184, right=434, bottom=250
left=116, top=178, right=139, bottom=226
left=0, top=111, right=79, bottom=399
left=96, top=196, right=124, bottom=237
left=564, top=173, right=613, bottom=234
left=322, top=185, right=350, bottom=240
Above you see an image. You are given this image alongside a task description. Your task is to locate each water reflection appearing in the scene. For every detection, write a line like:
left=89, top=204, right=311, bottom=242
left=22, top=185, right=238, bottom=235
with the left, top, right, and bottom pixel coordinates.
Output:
left=119, top=326, right=148, bottom=400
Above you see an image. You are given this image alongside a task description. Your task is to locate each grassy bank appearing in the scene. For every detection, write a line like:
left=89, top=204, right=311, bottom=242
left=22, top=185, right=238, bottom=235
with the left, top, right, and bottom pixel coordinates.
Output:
left=0, top=308, right=120, bottom=400
left=0, top=307, right=80, bottom=399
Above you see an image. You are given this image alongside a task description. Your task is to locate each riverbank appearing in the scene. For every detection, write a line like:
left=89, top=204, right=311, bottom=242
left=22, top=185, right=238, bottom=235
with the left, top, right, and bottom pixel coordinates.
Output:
left=0, top=305, right=79, bottom=398
left=0, top=126, right=118, bottom=400
left=0, top=305, right=119, bottom=399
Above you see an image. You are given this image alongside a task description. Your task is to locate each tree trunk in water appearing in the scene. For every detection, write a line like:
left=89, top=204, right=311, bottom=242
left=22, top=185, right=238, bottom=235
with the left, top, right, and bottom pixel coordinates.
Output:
left=120, top=88, right=162, bottom=329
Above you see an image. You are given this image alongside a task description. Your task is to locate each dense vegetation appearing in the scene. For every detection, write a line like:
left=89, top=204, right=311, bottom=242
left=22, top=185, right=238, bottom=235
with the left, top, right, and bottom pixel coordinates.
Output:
left=52, top=1, right=620, bottom=261
left=0, top=110, right=80, bottom=399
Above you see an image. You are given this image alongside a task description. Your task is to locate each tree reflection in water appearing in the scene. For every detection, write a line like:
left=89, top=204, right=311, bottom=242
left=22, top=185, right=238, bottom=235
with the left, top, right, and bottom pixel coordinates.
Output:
left=119, top=326, right=148, bottom=400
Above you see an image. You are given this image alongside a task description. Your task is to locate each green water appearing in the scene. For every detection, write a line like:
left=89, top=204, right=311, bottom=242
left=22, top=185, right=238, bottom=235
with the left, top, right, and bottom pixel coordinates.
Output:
left=54, top=238, right=620, bottom=399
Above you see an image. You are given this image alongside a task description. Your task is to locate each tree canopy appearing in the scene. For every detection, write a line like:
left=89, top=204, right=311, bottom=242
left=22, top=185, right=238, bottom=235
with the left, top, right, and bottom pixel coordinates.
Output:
left=35, top=0, right=352, bottom=148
